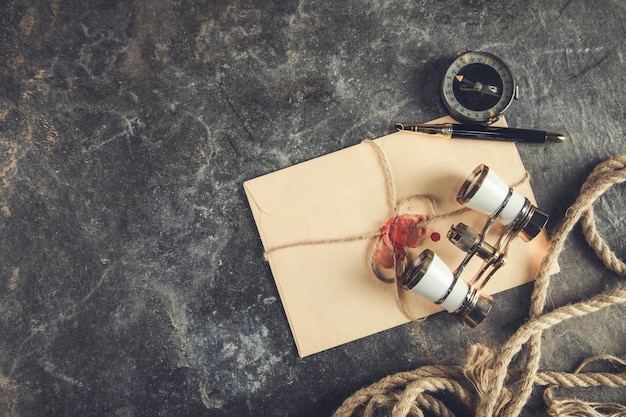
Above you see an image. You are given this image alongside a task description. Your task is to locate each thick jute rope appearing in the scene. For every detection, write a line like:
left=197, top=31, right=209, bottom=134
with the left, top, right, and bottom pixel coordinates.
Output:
left=333, top=154, right=626, bottom=417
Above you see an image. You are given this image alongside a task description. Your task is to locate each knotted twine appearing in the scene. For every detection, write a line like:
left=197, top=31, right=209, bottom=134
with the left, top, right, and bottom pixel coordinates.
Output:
left=332, top=154, right=626, bottom=417
left=264, top=139, right=528, bottom=320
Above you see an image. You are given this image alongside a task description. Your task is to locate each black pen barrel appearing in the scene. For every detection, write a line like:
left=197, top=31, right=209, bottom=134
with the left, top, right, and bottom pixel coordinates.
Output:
left=452, top=125, right=546, bottom=143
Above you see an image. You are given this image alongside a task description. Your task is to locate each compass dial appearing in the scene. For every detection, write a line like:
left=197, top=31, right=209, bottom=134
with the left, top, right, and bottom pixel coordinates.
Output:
left=441, top=51, right=516, bottom=124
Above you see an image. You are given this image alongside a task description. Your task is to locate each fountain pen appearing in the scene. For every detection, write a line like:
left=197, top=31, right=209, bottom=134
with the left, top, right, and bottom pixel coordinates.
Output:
left=395, top=123, right=566, bottom=144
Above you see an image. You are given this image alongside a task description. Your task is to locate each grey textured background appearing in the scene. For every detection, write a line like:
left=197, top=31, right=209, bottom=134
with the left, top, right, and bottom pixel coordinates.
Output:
left=1, top=1, right=624, bottom=416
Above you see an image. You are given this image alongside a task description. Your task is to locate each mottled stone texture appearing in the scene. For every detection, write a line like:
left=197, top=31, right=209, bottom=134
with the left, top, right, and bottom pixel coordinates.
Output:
left=0, top=0, right=624, bottom=416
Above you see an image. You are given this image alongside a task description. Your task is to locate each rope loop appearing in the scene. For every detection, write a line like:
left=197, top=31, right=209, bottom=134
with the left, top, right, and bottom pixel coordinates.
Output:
left=579, top=155, right=626, bottom=276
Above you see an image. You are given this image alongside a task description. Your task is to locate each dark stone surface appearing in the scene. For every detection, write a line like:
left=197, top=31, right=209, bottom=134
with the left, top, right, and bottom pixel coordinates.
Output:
left=1, top=1, right=624, bottom=416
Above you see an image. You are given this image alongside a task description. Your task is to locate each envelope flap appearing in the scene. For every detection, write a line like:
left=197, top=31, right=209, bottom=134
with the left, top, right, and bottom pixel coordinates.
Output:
left=244, top=142, right=384, bottom=217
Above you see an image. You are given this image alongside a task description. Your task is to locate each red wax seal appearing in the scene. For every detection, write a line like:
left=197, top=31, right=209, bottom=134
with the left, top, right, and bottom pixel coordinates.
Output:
left=373, top=214, right=428, bottom=269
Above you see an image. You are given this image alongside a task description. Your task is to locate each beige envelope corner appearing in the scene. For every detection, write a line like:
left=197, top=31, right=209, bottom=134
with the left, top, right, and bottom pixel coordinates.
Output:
left=243, top=116, right=558, bottom=357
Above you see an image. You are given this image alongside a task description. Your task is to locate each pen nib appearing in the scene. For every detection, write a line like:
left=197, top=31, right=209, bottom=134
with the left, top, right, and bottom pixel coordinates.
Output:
left=395, top=123, right=452, bottom=138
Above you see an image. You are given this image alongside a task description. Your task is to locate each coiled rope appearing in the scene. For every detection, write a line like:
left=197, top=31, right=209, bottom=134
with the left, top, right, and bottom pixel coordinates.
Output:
left=333, top=155, right=626, bottom=417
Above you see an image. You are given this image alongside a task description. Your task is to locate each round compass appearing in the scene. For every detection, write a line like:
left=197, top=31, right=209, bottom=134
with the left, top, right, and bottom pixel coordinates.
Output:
left=441, top=51, right=517, bottom=125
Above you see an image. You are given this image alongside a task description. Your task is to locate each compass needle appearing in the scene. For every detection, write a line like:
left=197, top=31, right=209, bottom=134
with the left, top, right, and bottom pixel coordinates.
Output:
left=441, top=51, right=516, bottom=124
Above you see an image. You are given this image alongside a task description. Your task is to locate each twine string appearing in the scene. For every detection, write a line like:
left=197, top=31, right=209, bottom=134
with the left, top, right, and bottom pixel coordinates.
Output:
left=264, top=139, right=529, bottom=323
left=263, top=140, right=399, bottom=259
left=332, top=154, right=626, bottom=417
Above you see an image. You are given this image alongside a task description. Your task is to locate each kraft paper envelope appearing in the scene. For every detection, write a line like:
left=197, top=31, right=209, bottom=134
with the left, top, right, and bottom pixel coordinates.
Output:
left=244, top=116, right=555, bottom=357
